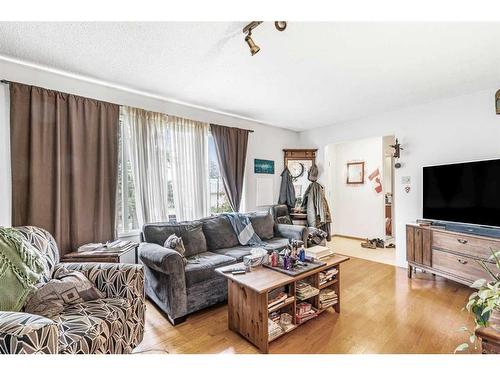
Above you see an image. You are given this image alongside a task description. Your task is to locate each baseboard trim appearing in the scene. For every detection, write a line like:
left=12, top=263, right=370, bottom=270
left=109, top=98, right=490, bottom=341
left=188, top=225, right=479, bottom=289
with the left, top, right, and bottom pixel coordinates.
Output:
left=333, top=234, right=366, bottom=242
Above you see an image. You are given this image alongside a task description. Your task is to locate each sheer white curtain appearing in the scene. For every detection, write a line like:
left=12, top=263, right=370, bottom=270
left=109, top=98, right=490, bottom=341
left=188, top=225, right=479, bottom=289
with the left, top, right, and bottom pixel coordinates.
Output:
left=120, top=106, right=171, bottom=226
left=169, top=116, right=209, bottom=221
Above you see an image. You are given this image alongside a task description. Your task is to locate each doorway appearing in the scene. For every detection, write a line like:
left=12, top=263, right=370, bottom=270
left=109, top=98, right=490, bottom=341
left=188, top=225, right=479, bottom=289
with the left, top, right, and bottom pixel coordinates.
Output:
left=324, top=135, right=396, bottom=266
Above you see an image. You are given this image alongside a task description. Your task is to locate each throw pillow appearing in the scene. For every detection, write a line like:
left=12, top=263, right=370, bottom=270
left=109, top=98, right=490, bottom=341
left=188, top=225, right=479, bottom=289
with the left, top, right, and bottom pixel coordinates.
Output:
left=24, top=267, right=105, bottom=319
left=276, top=216, right=293, bottom=225
left=164, top=234, right=188, bottom=266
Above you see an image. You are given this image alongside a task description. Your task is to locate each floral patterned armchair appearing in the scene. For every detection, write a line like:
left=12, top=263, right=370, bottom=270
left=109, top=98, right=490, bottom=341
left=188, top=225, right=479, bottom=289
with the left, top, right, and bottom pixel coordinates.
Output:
left=0, top=226, right=145, bottom=354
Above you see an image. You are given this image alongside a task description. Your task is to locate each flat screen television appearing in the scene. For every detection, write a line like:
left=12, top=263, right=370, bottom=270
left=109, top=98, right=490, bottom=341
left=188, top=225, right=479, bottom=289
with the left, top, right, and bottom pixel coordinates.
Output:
left=423, top=159, right=500, bottom=228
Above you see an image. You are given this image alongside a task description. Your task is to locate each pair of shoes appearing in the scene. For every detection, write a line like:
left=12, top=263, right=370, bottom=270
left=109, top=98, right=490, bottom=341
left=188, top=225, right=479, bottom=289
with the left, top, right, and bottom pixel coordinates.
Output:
left=361, top=238, right=376, bottom=249
left=374, top=238, right=385, bottom=248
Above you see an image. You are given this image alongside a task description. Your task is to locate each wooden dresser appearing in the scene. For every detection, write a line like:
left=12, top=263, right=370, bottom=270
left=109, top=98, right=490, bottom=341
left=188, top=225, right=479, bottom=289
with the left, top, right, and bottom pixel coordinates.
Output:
left=406, top=224, right=498, bottom=285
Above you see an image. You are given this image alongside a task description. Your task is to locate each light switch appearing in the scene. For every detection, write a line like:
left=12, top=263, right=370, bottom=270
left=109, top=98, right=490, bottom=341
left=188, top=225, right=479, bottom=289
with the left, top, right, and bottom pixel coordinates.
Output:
left=401, top=176, right=411, bottom=184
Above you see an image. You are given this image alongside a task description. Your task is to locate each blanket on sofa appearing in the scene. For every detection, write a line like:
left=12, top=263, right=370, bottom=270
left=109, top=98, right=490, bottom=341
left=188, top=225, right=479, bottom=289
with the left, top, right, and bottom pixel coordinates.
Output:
left=223, top=213, right=266, bottom=246
left=0, top=227, right=46, bottom=312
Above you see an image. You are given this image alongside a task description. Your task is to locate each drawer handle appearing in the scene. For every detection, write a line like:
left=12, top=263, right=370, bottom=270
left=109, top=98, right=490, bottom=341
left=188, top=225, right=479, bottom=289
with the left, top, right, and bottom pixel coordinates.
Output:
left=457, top=259, right=468, bottom=265
left=457, top=239, right=468, bottom=244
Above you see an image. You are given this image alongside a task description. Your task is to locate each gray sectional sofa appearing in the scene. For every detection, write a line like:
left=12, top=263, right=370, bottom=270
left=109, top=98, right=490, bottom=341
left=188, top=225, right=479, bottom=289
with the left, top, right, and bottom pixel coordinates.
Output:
left=139, top=211, right=308, bottom=325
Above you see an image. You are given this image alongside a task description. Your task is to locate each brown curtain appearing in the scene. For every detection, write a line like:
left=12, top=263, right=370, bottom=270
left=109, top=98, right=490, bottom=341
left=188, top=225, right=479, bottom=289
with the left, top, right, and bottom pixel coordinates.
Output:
left=10, top=83, right=119, bottom=256
left=210, top=124, right=249, bottom=212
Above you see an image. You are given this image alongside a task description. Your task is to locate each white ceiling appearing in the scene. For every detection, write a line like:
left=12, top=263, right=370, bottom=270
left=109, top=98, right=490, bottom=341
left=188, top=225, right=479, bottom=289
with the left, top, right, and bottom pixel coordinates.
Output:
left=1, top=22, right=500, bottom=131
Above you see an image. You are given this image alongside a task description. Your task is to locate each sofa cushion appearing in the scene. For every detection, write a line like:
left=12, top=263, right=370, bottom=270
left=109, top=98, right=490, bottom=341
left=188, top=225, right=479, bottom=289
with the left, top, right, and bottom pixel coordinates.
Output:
left=184, top=252, right=236, bottom=287
left=212, top=246, right=253, bottom=262
left=200, top=216, right=239, bottom=250
left=248, top=211, right=275, bottom=240
left=263, top=237, right=290, bottom=252
left=142, top=222, right=207, bottom=257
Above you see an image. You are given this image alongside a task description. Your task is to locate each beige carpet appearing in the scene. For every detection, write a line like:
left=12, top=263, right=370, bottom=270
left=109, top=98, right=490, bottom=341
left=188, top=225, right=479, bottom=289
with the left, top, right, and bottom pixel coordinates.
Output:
left=327, top=236, right=396, bottom=266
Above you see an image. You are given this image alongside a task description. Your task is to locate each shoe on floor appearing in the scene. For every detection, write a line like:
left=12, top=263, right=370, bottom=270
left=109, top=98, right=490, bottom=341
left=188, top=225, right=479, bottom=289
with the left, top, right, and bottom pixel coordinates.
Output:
left=361, top=238, right=376, bottom=249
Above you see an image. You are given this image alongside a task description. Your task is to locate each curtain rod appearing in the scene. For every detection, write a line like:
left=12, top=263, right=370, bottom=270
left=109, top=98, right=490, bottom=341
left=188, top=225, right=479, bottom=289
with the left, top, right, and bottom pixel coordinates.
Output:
left=1, top=79, right=255, bottom=133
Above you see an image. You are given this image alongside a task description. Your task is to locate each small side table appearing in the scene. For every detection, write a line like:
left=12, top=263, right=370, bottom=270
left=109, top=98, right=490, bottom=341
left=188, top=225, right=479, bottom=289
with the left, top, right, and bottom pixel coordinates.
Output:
left=61, top=243, right=139, bottom=264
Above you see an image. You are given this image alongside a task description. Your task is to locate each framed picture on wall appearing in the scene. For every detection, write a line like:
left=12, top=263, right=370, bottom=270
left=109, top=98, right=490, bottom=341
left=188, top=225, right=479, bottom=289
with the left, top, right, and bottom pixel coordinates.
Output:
left=346, top=161, right=365, bottom=184
left=254, top=159, right=275, bottom=174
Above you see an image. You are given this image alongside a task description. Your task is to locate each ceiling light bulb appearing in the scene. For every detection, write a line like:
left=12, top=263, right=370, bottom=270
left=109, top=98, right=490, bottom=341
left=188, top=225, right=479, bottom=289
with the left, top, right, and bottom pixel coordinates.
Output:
left=275, top=21, right=287, bottom=31
left=245, top=33, right=260, bottom=56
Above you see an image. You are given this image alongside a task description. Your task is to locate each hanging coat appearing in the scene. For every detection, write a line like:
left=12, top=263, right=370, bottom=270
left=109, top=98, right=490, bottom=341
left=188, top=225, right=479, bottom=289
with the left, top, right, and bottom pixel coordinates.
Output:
left=301, top=170, right=332, bottom=241
left=278, top=167, right=296, bottom=209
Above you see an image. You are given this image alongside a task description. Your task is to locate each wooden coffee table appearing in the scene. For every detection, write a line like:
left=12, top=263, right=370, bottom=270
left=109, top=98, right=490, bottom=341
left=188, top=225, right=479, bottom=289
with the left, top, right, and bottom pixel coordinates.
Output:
left=216, top=254, right=349, bottom=353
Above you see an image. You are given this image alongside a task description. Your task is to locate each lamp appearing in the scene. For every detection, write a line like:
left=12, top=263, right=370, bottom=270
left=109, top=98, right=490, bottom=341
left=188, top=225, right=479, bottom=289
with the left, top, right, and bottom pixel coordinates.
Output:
left=242, top=21, right=287, bottom=56
left=245, top=31, right=260, bottom=56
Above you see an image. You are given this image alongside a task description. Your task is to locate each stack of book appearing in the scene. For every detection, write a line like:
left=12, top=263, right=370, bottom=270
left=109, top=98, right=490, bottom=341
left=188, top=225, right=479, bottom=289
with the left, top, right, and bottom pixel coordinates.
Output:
left=319, top=288, right=338, bottom=309
left=319, top=268, right=338, bottom=285
left=268, top=318, right=284, bottom=341
left=295, top=302, right=318, bottom=324
left=296, top=281, right=319, bottom=300
left=268, top=292, right=288, bottom=310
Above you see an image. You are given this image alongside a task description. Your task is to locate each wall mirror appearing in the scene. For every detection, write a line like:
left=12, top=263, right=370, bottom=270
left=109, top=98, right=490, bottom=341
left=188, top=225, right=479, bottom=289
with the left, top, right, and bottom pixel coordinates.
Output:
left=346, top=161, right=365, bottom=184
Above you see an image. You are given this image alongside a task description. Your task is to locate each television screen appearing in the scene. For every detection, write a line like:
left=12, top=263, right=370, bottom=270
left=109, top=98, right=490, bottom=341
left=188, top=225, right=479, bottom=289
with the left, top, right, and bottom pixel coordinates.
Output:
left=423, top=159, right=500, bottom=227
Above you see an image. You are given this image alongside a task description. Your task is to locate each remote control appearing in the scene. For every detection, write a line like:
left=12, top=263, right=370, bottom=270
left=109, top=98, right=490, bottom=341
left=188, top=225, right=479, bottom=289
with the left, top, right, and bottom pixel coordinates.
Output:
left=221, top=266, right=247, bottom=273
left=231, top=270, right=246, bottom=275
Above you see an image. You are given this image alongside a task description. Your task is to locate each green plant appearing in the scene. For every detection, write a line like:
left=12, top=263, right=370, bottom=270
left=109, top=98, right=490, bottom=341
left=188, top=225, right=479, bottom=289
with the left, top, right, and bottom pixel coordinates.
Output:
left=455, top=249, right=500, bottom=353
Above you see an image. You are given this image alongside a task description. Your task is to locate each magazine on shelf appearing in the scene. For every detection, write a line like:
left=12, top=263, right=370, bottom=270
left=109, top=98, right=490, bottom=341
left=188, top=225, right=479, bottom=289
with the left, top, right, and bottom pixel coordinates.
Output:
left=77, top=240, right=135, bottom=254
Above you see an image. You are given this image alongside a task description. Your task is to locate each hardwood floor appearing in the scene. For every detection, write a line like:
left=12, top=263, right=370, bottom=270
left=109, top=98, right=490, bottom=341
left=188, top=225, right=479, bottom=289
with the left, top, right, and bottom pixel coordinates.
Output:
left=134, top=257, right=477, bottom=354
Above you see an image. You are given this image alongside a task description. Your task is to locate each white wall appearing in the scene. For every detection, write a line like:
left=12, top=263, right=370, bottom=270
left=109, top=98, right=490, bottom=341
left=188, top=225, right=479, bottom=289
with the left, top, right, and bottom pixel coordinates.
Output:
left=0, top=59, right=300, bottom=228
left=300, top=89, right=500, bottom=268
left=327, top=137, right=385, bottom=239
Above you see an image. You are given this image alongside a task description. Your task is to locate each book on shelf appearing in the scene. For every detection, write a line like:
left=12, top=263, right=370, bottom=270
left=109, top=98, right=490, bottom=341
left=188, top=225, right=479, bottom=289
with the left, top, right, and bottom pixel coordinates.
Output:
left=319, top=288, right=338, bottom=308
left=296, top=281, right=319, bottom=300
left=295, top=302, right=318, bottom=324
left=319, top=268, right=338, bottom=285
left=268, top=291, right=296, bottom=310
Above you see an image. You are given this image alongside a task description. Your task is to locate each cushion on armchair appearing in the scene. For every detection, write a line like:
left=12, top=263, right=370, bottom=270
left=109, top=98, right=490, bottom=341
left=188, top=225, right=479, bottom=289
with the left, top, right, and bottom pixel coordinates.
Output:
left=24, top=267, right=105, bottom=319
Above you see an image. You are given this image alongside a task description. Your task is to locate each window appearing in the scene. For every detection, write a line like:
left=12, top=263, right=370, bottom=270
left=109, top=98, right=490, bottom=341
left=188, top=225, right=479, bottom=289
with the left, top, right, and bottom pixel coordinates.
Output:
left=208, top=133, right=232, bottom=214
left=116, top=118, right=139, bottom=235
left=116, top=111, right=178, bottom=235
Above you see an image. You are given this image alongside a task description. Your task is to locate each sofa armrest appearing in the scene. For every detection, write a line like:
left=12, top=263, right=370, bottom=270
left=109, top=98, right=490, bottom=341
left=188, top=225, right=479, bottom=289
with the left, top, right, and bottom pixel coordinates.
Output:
left=139, top=242, right=184, bottom=275
left=0, top=311, right=58, bottom=354
left=55, top=262, right=145, bottom=302
left=275, top=224, right=309, bottom=245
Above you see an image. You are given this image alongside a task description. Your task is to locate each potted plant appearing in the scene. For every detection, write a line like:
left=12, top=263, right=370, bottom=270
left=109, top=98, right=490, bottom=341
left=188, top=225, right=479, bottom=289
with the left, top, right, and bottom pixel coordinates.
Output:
left=455, top=250, right=500, bottom=353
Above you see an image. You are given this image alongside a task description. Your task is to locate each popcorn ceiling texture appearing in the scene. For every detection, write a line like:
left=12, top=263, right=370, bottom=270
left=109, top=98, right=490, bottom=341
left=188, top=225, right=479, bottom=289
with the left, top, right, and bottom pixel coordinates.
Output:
left=1, top=22, right=500, bottom=130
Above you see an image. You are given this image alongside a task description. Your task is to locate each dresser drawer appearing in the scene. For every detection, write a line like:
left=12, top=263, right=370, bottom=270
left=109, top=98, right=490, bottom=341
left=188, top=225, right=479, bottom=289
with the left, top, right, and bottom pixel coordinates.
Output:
left=432, top=249, right=497, bottom=283
left=432, top=231, right=498, bottom=260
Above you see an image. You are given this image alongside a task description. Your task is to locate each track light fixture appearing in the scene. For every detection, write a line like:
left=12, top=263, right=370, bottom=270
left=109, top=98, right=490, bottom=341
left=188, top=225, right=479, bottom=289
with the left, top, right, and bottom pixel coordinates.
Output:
left=242, top=21, right=287, bottom=56
left=245, top=30, right=260, bottom=56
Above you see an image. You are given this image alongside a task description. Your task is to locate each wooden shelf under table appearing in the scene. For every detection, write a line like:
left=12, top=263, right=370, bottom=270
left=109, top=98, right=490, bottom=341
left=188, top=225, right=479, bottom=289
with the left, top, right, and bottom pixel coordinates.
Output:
left=319, top=278, right=338, bottom=290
